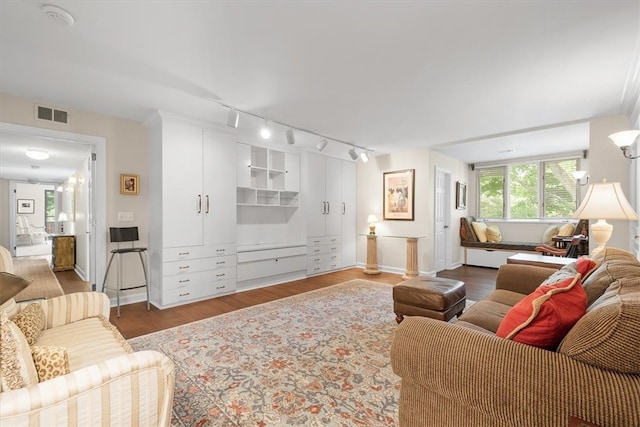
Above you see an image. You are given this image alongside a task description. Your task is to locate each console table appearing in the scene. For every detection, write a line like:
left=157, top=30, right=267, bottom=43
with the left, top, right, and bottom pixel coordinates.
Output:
left=51, top=234, right=75, bottom=272
left=361, top=234, right=425, bottom=279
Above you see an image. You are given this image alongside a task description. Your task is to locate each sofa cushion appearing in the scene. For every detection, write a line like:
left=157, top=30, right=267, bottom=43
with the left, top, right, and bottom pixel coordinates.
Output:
left=541, top=225, right=559, bottom=244
left=35, top=316, right=133, bottom=371
left=486, top=225, right=502, bottom=243
left=582, top=249, right=640, bottom=306
left=457, top=298, right=515, bottom=333
left=31, top=345, right=70, bottom=382
left=471, top=222, right=488, bottom=243
left=0, top=272, right=31, bottom=305
left=558, top=222, right=575, bottom=236
left=559, top=276, right=640, bottom=374
left=0, top=311, right=38, bottom=391
left=496, top=269, right=590, bottom=349
left=0, top=245, right=13, bottom=274
left=12, top=302, right=44, bottom=345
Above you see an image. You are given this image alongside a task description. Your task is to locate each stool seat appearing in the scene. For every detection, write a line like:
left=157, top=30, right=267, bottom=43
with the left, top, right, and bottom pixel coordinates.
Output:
left=111, top=247, right=147, bottom=254
left=393, top=277, right=466, bottom=323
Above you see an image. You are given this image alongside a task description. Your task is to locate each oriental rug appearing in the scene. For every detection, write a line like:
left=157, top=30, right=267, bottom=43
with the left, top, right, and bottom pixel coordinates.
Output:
left=129, top=279, right=401, bottom=426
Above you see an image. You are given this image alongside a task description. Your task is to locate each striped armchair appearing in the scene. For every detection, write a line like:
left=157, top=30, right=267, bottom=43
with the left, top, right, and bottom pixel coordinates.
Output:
left=0, top=293, right=175, bottom=426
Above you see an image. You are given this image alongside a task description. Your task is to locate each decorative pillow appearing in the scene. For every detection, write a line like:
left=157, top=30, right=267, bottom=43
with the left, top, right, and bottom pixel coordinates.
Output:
left=471, top=221, right=488, bottom=243
left=12, top=303, right=44, bottom=345
left=541, top=225, right=559, bottom=244
left=0, top=311, right=38, bottom=391
left=541, top=257, right=598, bottom=287
left=496, top=262, right=593, bottom=349
left=558, top=222, right=576, bottom=236
left=0, top=272, right=32, bottom=305
left=486, top=225, right=502, bottom=243
left=31, top=346, right=70, bottom=382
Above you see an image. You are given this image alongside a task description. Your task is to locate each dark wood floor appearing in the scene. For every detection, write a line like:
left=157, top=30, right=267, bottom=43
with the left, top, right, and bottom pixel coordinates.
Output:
left=56, top=266, right=498, bottom=339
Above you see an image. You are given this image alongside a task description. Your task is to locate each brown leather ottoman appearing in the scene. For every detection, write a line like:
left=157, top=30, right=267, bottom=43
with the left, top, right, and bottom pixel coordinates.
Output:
left=393, top=277, right=466, bottom=323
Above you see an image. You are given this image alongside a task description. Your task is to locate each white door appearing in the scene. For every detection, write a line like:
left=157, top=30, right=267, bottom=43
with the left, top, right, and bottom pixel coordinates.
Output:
left=305, top=152, right=327, bottom=238
left=324, top=157, right=343, bottom=237
left=203, top=129, right=236, bottom=245
left=341, top=160, right=357, bottom=267
left=162, top=120, right=204, bottom=248
left=434, top=169, right=448, bottom=272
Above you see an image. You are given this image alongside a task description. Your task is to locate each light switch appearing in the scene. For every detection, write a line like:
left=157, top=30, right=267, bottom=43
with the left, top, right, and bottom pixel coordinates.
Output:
left=117, top=211, right=134, bottom=221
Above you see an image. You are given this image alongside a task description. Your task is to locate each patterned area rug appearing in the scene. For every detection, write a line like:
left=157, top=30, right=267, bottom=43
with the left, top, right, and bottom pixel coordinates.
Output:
left=129, top=279, right=401, bottom=426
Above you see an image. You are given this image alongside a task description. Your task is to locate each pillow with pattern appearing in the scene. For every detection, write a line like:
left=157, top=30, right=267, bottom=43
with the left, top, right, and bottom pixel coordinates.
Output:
left=12, top=303, right=44, bottom=345
left=31, top=346, right=70, bottom=382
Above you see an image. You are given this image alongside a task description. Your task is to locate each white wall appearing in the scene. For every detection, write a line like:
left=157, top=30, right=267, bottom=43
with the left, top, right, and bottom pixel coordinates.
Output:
left=0, top=179, right=10, bottom=248
left=15, top=182, right=52, bottom=228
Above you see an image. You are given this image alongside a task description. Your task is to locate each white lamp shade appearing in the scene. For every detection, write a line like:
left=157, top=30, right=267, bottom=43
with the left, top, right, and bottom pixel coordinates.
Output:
left=57, top=212, right=68, bottom=222
left=572, top=181, right=639, bottom=220
left=572, top=170, right=588, bottom=180
left=608, top=130, right=640, bottom=148
left=367, top=214, right=378, bottom=224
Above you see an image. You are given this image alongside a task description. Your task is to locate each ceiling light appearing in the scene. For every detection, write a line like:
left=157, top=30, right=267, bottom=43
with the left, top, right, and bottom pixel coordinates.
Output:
left=26, top=149, right=49, bottom=160
left=317, top=138, right=328, bottom=151
left=260, top=121, right=271, bottom=139
left=608, top=130, right=640, bottom=159
left=226, top=109, right=239, bottom=128
left=42, top=4, right=75, bottom=26
left=286, top=128, right=295, bottom=145
left=360, top=151, right=369, bottom=163
left=348, top=147, right=358, bottom=161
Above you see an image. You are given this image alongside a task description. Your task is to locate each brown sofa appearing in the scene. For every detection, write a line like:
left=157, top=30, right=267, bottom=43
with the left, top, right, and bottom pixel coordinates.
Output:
left=391, top=248, right=640, bottom=426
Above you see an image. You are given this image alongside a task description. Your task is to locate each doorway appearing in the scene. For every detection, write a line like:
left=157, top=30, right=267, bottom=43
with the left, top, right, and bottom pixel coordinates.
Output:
left=1, top=122, right=107, bottom=289
left=434, top=168, right=451, bottom=272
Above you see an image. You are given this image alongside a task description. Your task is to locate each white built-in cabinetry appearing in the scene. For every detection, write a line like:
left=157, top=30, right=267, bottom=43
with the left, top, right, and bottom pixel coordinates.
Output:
left=303, top=152, right=356, bottom=275
left=147, top=113, right=237, bottom=308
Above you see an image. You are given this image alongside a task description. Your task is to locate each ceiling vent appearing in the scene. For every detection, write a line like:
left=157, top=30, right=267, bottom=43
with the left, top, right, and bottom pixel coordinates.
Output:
left=35, top=104, right=70, bottom=124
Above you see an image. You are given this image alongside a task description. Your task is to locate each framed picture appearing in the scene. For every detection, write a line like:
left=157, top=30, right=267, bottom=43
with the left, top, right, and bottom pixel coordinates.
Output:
left=17, top=199, right=35, bottom=214
left=120, top=174, right=139, bottom=195
left=456, top=181, right=467, bottom=210
left=383, top=169, right=415, bottom=220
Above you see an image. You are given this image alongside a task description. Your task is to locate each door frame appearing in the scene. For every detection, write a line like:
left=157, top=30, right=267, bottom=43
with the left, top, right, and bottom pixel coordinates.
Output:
left=1, top=122, right=107, bottom=289
left=434, top=167, right=452, bottom=271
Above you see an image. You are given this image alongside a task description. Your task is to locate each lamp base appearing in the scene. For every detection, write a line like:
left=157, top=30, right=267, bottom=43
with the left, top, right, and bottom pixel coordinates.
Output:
left=590, top=219, right=613, bottom=255
left=369, top=225, right=376, bottom=235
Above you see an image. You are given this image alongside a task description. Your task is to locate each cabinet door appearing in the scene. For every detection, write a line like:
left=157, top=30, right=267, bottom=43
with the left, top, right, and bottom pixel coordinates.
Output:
left=236, top=143, right=252, bottom=188
left=284, top=152, right=300, bottom=192
left=203, top=128, right=237, bottom=245
left=341, top=160, right=357, bottom=267
left=304, top=152, right=327, bottom=238
left=162, top=120, right=204, bottom=248
left=324, top=157, right=343, bottom=237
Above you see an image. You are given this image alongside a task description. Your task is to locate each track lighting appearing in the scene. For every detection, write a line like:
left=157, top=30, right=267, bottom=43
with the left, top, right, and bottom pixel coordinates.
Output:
left=226, top=108, right=239, bottom=128
left=348, top=146, right=359, bottom=161
left=260, top=120, right=272, bottom=139
left=609, top=130, right=640, bottom=159
left=286, top=128, right=295, bottom=145
left=317, top=138, right=328, bottom=151
left=360, top=151, right=369, bottom=163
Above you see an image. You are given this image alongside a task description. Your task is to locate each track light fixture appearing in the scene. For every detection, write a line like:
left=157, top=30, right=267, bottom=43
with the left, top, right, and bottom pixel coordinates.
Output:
left=317, top=138, right=328, bottom=151
left=609, top=130, right=640, bottom=159
left=226, top=108, right=239, bottom=128
left=360, top=151, right=369, bottom=163
left=286, top=128, right=296, bottom=145
left=260, top=120, right=272, bottom=139
left=348, top=146, right=359, bottom=161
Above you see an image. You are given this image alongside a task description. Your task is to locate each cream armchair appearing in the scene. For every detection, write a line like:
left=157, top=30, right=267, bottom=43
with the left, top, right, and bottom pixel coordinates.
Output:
left=15, top=216, right=48, bottom=246
left=0, top=292, right=175, bottom=426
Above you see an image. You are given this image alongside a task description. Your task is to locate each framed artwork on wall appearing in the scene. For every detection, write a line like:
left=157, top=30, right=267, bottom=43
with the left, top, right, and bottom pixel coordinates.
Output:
left=17, top=199, right=35, bottom=214
left=120, top=174, right=139, bottom=195
left=456, top=181, right=467, bottom=210
left=383, top=169, right=415, bottom=220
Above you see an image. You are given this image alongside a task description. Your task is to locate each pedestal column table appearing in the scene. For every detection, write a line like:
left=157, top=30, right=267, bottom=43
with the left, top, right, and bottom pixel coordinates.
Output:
left=403, top=237, right=419, bottom=279
left=363, top=235, right=381, bottom=275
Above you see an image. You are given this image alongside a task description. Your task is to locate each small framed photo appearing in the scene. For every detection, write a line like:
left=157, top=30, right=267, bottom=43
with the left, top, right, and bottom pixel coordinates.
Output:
left=120, top=174, right=139, bottom=195
left=383, top=169, right=415, bottom=220
left=17, top=199, right=35, bottom=214
left=456, top=181, right=467, bottom=210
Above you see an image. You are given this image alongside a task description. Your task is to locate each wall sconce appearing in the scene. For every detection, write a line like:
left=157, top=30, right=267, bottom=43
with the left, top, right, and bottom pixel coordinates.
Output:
left=608, top=130, right=639, bottom=159
left=367, top=214, right=378, bottom=235
left=572, top=170, right=589, bottom=186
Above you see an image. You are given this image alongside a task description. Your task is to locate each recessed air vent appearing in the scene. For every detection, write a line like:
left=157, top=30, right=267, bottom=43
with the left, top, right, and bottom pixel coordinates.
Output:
left=35, top=104, right=70, bottom=124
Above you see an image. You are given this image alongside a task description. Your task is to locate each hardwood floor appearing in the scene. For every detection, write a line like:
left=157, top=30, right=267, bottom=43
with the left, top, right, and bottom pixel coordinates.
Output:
left=56, top=266, right=498, bottom=339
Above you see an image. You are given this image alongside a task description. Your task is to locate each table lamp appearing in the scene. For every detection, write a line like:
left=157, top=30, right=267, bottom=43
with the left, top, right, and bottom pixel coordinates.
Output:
left=572, top=180, right=639, bottom=253
left=367, top=214, right=378, bottom=235
left=57, top=212, right=68, bottom=233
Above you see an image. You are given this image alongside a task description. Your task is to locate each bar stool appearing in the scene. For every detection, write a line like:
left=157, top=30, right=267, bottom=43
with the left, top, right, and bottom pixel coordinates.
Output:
left=101, top=227, right=150, bottom=317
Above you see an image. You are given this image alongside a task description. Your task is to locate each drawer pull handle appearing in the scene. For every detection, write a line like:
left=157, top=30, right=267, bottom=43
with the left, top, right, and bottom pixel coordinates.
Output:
left=216, top=273, right=226, bottom=277
left=216, top=285, right=226, bottom=290
left=178, top=252, right=190, bottom=256
left=179, top=292, right=191, bottom=297
left=314, top=258, right=320, bottom=262
left=179, top=279, right=190, bottom=283
left=216, top=249, right=226, bottom=252
left=313, top=240, right=321, bottom=244
left=179, top=266, right=190, bottom=270
left=314, top=249, right=320, bottom=253
left=216, top=261, right=225, bottom=265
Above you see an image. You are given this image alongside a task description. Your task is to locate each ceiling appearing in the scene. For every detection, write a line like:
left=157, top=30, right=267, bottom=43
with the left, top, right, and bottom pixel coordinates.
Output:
left=0, top=1, right=639, bottom=168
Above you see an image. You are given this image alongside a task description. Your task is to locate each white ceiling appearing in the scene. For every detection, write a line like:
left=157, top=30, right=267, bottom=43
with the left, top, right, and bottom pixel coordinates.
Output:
left=0, top=1, right=639, bottom=170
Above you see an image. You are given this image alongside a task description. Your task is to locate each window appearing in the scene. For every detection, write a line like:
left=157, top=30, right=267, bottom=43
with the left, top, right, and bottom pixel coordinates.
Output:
left=44, top=189, right=55, bottom=234
left=477, top=157, right=578, bottom=219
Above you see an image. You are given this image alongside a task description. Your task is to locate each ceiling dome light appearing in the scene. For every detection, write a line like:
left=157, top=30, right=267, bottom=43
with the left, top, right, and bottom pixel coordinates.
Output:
left=42, top=4, right=75, bottom=26
left=260, top=121, right=272, bottom=139
left=26, top=149, right=49, bottom=160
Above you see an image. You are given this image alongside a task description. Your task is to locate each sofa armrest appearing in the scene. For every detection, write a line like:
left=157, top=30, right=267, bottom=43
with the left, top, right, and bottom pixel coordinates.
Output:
left=391, top=317, right=640, bottom=426
left=0, top=350, right=175, bottom=426
left=30, top=292, right=111, bottom=329
left=494, top=264, right=556, bottom=294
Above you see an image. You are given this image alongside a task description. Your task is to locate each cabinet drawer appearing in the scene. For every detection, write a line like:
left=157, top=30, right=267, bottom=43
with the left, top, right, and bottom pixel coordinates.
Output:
left=163, top=243, right=236, bottom=262
left=162, top=267, right=237, bottom=290
left=237, top=245, right=306, bottom=263
left=307, top=243, right=341, bottom=256
left=163, top=255, right=236, bottom=276
left=307, top=252, right=340, bottom=266
left=237, top=255, right=306, bottom=282
left=162, top=278, right=236, bottom=305
left=307, top=235, right=340, bottom=247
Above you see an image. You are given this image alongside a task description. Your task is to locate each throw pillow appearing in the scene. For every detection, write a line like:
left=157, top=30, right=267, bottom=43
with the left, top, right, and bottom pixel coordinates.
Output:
left=0, top=311, right=38, bottom=391
left=540, top=257, right=598, bottom=286
left=496, top=271, right=589, bottom=350
left=0, top=272, right=32, bottom=305
left=558, top=222, right=576, bottom=236
left=486, top=225, right=502, bottom=242
left=12, top=303, right=44, bottom=345
left=471, top=221, right=488, bottom=243
left=541, top=225, right=559, bottom=244
left=31, top=346, right=70, bottom=382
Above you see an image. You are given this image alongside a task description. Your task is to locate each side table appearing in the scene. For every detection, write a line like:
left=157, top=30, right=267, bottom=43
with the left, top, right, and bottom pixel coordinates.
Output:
left=51, top=234, right=75, bottom=271
left=361, top=234, right=425, bottom=278
left=363, top=235, right=381, bottom=274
